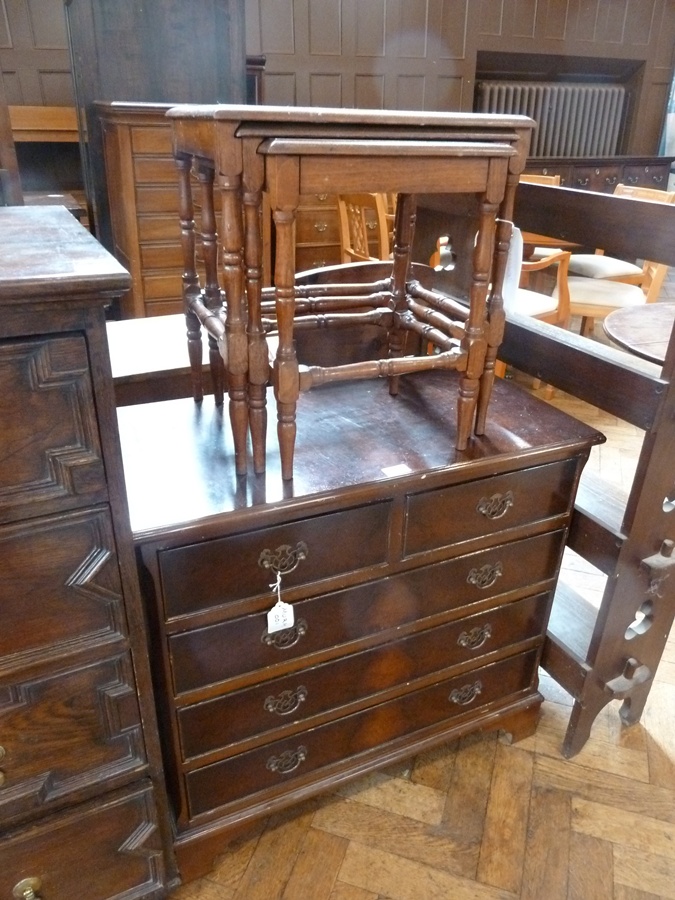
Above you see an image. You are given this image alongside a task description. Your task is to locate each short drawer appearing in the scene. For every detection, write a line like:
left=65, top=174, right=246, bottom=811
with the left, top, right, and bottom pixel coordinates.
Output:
left=295, top=208, right=340, bottom=244
left=404, top=459, right=578, bottom=556
left=0, top=508, right=127, bottom=670
left=177, top=592, right=549, bottom=761
left=0, top=653, right=146, bottom=824
left=168, top=528, right=565, bottom=694
left=160, top=501, right=392, bottom=619
left=295, top=245, right=341, bottom=272
left=137, top=215, right=181, bottom=242
left=134, top=155, right=179, bottom=185
left=130, top=124, right=173, bottom=155
left=0, top=782, right=166, bottom=899
left=136, top=185, right=181, bottom=214
left=622, top=163, right=670, bottom=188
left=184, top=648, right=538, bottom=819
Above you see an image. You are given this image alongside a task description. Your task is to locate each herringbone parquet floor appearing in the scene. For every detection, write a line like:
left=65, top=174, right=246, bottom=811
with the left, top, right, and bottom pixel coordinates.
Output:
left=170, top=297, right=675, bottom=900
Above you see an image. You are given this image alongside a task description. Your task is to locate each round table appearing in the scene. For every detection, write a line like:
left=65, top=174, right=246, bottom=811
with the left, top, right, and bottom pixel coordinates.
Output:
left=602, top=302, right=675, bottom=365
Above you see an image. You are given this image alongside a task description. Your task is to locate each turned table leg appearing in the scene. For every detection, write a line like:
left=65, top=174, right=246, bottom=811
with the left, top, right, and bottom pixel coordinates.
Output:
left=272, top=207, right=299, bottom=481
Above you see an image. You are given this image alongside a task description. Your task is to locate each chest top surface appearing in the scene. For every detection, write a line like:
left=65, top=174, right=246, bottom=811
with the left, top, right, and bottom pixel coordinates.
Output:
left=118, top=372, right=603, bottom=541
left=0, top=206, right=130, bottom=302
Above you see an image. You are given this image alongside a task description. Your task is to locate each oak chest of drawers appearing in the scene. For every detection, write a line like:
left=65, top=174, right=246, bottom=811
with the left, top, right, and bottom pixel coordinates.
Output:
left=119, top=370, right=602, bottom=882
left=524, top=155, right=675, bottom=193
left=0, top=207, right=172, bottom=897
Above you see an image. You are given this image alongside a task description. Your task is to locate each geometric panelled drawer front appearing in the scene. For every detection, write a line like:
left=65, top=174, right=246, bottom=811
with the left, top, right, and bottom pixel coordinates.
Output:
left=0, top=782, right=166, bottom=900
left=0, top=508, right=127, bottom=671
left=0, top=653, right=146, bottom=824
left=0, top=335, right=107, bottom=524
left=168, top=528, right=566, bottom=695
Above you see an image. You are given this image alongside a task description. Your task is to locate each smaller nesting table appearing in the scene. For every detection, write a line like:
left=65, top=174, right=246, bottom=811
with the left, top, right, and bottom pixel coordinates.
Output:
left=168, top=105, right=534, bottom=480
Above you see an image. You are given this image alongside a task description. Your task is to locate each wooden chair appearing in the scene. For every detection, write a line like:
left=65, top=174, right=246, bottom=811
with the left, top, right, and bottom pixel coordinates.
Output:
left=563, top=257, right=669, bottom=336
left=337, top=193, right=390, bottom=263
left=567, top=183, right=675, bottom=288
left=495, top=225, right=571, bottom=378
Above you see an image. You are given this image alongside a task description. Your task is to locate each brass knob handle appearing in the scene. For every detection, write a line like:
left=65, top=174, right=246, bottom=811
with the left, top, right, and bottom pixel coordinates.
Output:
left=13, top=878, right=43, bottom=900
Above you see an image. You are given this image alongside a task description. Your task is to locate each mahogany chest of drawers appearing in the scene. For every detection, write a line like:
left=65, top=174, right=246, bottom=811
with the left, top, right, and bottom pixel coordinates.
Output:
left=0, top=207, right=171, bottom=897
left=119, top=370, right=602, bottom=882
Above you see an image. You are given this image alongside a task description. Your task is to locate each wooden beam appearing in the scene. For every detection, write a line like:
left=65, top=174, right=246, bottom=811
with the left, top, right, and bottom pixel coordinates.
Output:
left=513, top=181, right=675, bottom=266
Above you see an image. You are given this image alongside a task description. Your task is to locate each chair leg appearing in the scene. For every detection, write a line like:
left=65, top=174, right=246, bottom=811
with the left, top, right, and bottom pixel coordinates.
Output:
left=580, top=316, right=595, bottom=337
left=494, top=360, right=506, bottom=378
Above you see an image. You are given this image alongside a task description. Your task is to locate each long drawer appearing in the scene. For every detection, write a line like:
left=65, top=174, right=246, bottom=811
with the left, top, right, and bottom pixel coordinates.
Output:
left=183, top=648, right=538, bottom=820
left=168, top=528, right=565, bottom=695
left=0, top=653, right=146, bottom=825
left=160, top=501, right=392, bottom=619
left=177, top=592, right=549, bottom=762
left=0, top=782, right=166, bottom=900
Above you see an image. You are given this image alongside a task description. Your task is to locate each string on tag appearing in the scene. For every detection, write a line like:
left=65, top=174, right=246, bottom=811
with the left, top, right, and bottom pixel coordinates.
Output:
left=270, top=570, right=283, bottom=602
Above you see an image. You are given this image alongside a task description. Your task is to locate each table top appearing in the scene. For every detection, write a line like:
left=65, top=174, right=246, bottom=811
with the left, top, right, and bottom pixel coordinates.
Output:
left=603, top=302, right=675, bottom=365
left=118, top=371, right=602, bottom=540
left=166, top=103, right=535, bottom=132
left=0, top=206, right=129, bottom=302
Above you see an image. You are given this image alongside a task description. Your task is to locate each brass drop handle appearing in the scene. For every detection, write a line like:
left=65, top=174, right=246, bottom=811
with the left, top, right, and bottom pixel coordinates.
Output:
left=13, top=878, right=43, bottom=900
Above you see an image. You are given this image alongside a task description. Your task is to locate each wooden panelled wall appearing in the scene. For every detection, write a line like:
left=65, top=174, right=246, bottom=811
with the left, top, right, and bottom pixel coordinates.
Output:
left=245, top=0, right=675, bottom=154
left=0, top=0, right=73, bottom=105
left=1, top=0, right=674, bottom=156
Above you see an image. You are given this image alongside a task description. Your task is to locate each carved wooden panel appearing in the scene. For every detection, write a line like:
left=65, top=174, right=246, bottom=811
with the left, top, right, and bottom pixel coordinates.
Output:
left=0, top=0, right=73, bottom=104
left=0, top=783, right=166, bottom=898
left=0, top=508, right=127, bottom=671
left=0, top=334, right=107, bottom=523
left=0, top=653, right=146, bottom=824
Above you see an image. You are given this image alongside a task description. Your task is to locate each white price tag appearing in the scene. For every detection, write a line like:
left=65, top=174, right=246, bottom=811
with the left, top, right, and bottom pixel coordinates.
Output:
left=267, top=599, right=295, bottom=634
left=267, top=570, right=295, bottom=634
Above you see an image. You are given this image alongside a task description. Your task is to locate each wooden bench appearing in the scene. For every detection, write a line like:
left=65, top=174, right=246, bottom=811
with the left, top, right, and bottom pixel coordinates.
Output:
left=495, top=183, right=675, bottom=756
left=8, top=105, right=79, bottom=143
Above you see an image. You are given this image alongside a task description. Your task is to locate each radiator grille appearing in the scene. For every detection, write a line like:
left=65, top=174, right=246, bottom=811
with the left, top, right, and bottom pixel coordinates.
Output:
left=476, top=81, right=625, bottom=157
